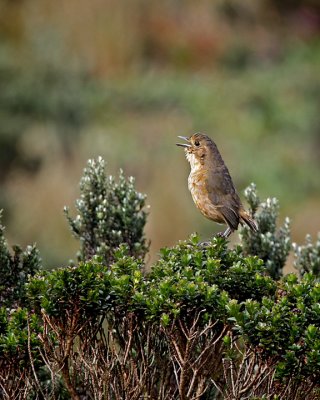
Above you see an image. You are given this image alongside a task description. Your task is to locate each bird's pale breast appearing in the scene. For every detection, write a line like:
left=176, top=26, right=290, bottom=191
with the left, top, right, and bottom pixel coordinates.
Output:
left=188, top=169, right=224, bottom=223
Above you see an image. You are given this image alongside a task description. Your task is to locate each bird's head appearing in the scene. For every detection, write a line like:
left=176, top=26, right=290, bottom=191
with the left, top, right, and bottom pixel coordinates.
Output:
left=176, top=133, right=215, bottom=170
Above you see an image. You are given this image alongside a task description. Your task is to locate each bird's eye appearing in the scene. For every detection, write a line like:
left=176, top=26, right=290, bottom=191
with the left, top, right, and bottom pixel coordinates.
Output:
left=194, top=140, right=200, bottom=147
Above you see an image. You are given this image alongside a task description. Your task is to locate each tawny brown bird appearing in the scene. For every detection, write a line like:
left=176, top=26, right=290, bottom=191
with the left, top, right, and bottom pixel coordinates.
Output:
left=176, top=133, right=258, bottom=238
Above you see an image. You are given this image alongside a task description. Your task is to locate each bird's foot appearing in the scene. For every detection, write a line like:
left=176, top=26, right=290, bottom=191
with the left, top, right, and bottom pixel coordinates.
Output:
left=198, top=229, right=232, bottom=247
left=215, top=227, right=232, bottom=239
left=198, top=241, right=210, bottom=247
left=215, top=232, right=225, bottom=238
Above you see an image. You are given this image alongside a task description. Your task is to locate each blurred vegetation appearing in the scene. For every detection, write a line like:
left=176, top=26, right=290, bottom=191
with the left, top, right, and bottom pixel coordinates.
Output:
left=293, top=233, right=320, bottom=277
left=0, top=0, right=319, bottom=266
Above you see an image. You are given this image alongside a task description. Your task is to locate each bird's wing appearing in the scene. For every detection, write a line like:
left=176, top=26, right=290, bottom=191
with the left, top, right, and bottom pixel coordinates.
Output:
left=215, top=205, right=239, bottom=230
left=205, top=168, right=240, bottom=230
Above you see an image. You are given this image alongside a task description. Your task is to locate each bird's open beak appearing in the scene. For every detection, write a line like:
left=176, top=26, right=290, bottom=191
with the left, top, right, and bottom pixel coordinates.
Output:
left=176, top=136, right=191, bottom=148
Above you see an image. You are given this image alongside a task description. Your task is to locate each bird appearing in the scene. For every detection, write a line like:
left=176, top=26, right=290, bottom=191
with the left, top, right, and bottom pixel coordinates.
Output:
left=176, top=133, right=258, bottom=238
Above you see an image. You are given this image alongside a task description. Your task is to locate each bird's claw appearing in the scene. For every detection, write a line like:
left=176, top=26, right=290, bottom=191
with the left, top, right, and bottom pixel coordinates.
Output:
left=215, top=232, right=225, bottom=238
left=198, top=241, right=210, bottom=247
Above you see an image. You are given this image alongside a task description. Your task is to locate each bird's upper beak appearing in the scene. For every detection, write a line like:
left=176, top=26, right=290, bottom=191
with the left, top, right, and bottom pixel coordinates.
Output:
left=176, top=136, right=191, bottom=148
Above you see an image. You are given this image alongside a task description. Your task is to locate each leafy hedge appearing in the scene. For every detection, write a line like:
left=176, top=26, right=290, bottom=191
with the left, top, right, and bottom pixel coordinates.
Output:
left=0, top=237, right=318, bottom=399
left=0, top=157, right=319, bottom=399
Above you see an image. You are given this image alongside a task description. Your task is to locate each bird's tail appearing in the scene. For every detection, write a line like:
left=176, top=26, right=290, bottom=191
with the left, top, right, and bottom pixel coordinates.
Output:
left=240, top=209, right=258, bottom=232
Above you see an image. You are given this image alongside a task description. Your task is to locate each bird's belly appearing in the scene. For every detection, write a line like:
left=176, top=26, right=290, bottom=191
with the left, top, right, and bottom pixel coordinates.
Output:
left=188, top=173, right=224, bottom=223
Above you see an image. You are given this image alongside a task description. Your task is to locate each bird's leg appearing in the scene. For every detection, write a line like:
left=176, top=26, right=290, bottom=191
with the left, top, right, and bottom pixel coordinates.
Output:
left=216, top=227, right=232, bottom=238
left=222, top=227, right=232, bottom=238
left=200, top=227, right=233, bottom=246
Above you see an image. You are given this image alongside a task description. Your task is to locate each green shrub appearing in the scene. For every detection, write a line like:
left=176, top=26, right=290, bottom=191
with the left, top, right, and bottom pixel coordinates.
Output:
left=239, top=183, right=291, bottom=279
left=0, top=210, right=41, bottom=308
left=24, top=235, right=320, bottom=399
left=0, top=228, right=319, bottom=399
left=1, top=168, right=320, bottom=399
left=0, top=307, right=43, bottom=399
left=64, top=157, right=149, bottom=265
left=149, top=234, right=276, bottom=309
left=233, top=273, right=320, bottom=398
left=293, top=234, right=320, bottom=278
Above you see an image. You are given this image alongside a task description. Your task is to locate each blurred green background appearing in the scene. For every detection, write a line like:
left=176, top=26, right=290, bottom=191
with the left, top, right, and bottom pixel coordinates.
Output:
left=0, top=0, right=320, bottom=267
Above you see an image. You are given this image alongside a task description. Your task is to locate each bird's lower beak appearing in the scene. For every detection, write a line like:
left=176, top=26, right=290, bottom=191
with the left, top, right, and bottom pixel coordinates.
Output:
left=176, top=136, right=191, bottom=148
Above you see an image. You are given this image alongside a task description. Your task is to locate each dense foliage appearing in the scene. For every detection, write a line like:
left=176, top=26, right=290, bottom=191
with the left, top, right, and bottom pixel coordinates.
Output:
left=0, top=211, right=41, bottom=309
left=0, top=236, right=317, bottom=400
left=233, top=273, right=320, bottom=398
left=0, top=307, right=43, bottom=399
left=0, top=161, right=320, bottom=399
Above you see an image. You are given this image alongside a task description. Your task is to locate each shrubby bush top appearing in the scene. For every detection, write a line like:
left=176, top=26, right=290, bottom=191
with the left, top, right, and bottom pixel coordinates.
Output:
left=64, top=157, right=149, bottom=265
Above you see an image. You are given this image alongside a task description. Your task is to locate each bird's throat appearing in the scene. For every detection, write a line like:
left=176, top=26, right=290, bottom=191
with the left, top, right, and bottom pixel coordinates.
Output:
left=186, top=151, right=203, bottom=172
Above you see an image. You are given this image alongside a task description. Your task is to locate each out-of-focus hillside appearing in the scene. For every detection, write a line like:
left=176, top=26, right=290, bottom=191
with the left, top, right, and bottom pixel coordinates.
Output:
left=0, top=0, right=320, bottom=267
